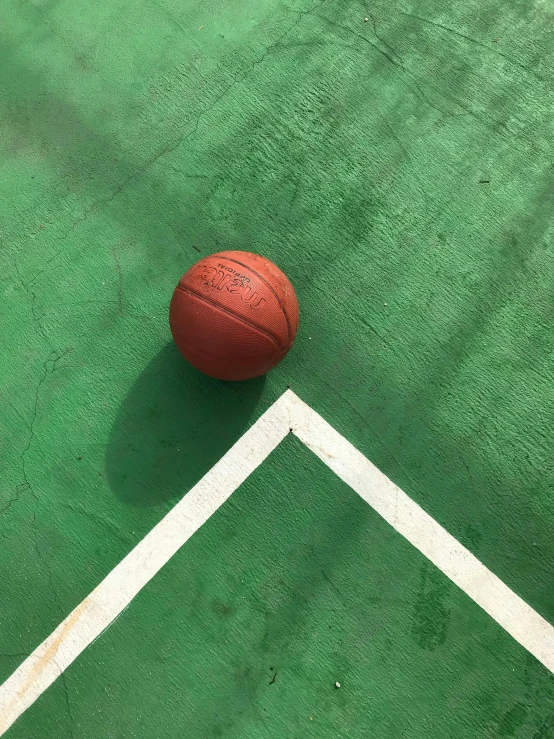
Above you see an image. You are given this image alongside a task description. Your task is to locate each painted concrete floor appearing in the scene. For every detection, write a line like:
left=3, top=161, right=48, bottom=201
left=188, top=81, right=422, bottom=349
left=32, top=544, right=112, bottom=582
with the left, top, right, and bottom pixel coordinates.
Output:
left=1, top=0, right=554, bottom=735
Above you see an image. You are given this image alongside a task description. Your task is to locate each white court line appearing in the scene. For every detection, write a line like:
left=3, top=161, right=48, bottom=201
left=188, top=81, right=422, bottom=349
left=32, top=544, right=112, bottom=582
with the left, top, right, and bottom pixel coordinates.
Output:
left=0, top=393, right=291, bottom=736
left=1, top=389, right=553, bottom=734
left=289, top=393, right=554, bottom=674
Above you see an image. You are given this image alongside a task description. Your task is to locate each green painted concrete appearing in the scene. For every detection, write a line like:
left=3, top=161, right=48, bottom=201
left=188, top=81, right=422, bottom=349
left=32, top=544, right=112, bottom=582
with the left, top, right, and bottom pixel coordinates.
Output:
left=9, top=440, right=554, bottom=737
left=1, top=0, right=554, bottom=734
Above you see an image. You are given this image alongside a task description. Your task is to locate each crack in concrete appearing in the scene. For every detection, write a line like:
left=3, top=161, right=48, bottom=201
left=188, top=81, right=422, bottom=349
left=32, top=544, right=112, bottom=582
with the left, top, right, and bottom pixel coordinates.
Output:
left=320, top=567, right=343, bottom=599
left=24, top=251, right=63, bottom=289
left=302, top=8, right=448, bottom=116
left=397, top=9, right=548, bottom=84
left=59, top=668, right=75, bottom=739
left=310, top=6, right=520, bottom=138
left=367, top=12, right=447, bottom=115
left=28, top=0, right=331, bottom=240
left=1, top=348, right=73, bottom=516
left=32, top=510, right=65, bottom=620
left=19, top=362, right=48, bottom=495
left=363, top=11, right=519, bottom=138
left=0, top=367, right=46, bottom=516
left=13, top=261, right=49, bottom=341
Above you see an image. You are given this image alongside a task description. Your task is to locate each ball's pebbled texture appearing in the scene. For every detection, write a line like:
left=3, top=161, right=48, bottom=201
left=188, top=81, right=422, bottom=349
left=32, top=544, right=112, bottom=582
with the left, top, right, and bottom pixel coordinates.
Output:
left=169, top=251, right=299, bottom=381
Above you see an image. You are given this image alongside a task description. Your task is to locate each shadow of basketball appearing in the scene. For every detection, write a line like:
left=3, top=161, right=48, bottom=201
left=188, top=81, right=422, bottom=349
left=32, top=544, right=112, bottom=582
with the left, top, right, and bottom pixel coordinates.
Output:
left=105, top=342, right=265, bottom=507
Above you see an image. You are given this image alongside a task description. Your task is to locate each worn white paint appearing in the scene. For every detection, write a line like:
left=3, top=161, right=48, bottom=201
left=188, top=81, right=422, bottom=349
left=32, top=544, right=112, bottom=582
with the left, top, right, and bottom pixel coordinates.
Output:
left=0, top=389, right=553, bottom=734
left=0, top=393, right=291, bottom=736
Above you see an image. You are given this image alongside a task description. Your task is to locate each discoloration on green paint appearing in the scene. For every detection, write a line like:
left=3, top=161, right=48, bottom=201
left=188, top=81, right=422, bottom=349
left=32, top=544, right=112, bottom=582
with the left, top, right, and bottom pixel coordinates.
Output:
left=412, top=561, right=451, bottom=650
left=498, top=703, right=528, bottom=737
left=532, top=714, right=554, bottom=739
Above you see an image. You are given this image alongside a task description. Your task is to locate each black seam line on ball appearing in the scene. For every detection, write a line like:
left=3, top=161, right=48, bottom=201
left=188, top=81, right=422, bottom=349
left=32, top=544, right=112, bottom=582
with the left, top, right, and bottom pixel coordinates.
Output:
left=213, top=255, right=292, bottom=343
left=176, top=285, right=284, bottom=351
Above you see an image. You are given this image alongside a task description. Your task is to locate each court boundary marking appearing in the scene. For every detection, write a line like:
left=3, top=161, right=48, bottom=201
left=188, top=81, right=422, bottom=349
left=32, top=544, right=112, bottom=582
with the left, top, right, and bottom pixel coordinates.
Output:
left=1, top=388, right=553, bottom=734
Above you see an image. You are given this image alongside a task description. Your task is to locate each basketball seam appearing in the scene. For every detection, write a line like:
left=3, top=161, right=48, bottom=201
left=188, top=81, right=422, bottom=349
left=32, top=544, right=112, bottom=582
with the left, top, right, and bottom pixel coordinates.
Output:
left=176, top=285, right=283, bottom=351
left=212, top=255, right=293, bottom=343
left=178, top=340, right=278, bottom=378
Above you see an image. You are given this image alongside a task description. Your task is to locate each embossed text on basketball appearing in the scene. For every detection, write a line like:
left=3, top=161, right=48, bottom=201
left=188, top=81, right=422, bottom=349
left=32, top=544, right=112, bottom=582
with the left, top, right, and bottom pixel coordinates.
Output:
left=194, top=265, right=266, bottom=310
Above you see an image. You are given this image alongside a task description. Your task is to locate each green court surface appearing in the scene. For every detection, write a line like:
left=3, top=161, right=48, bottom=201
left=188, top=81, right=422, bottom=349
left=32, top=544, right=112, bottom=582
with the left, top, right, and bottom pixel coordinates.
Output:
left=1, top=0, right=554, bottom=735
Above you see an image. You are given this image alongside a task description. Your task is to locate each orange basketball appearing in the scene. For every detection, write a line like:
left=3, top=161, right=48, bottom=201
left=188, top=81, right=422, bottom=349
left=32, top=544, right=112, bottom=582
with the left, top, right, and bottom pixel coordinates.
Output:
left=169, top=251, right=299, bottom=381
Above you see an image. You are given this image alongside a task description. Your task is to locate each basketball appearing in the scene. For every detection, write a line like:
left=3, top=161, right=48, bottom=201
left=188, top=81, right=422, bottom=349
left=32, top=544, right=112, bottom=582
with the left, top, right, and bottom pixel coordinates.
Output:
left=169, top=251, right=299, bottom=381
